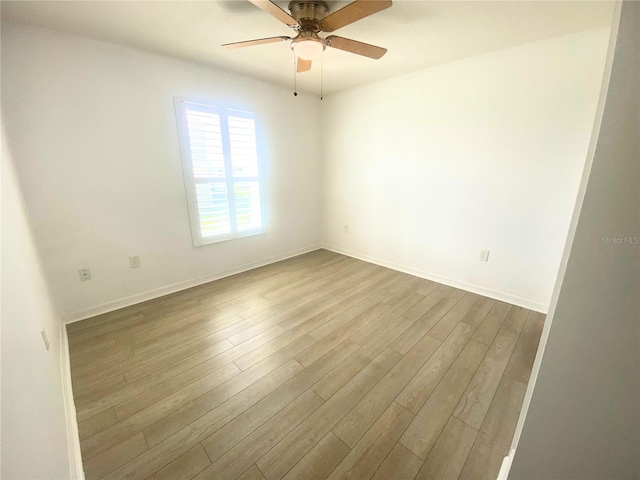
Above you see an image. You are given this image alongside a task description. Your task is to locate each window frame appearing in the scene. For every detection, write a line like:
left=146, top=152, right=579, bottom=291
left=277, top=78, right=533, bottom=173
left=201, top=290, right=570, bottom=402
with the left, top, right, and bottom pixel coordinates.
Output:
left=174, top=97, right=266, bottom=247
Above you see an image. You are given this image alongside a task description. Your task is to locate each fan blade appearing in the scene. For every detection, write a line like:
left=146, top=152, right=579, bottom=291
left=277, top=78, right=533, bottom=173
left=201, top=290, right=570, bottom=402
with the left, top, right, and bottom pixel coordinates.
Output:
left=248, top=0, right=299, bottom=27
left=325, top=35, right=387, bottom=59
left=297, top=58, right=312, bottom=73
left=222, top=36, right=290, bottom=49
left=320, top=0, right=392, bottom=32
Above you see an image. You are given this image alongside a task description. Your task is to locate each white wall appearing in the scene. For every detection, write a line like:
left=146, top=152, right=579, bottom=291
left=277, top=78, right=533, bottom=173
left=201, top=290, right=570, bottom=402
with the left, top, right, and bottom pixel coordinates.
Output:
left=1, top=123, right=74, bottom=479
left=320, top=28, right=610, bottom=312
left=1, top=23, right=321, bottom=320
left=509, top=2, right=639, bottom=478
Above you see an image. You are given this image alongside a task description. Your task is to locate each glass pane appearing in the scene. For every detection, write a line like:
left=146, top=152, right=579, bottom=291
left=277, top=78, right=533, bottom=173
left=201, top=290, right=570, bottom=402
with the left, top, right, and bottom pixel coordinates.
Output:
left=228, top=116, right=259, bottom=178
left=195, top=183, right=231, bottom=237
left=234, top=181, right=262, bottom=232
left=186, top=110, right=226, bottom=178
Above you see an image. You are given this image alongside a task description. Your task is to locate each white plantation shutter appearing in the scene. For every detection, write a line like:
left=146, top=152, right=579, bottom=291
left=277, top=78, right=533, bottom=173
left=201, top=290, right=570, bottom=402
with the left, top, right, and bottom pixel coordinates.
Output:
left=228, top=116, right=262, bottom=233
left=176, top=99, right=264, bottom=245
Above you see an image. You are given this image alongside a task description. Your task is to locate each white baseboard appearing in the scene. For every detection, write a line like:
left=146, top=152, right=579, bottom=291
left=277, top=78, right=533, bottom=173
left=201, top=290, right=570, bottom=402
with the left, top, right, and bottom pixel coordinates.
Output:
left=59, top=323, right=85, bottom=479
left=61, top=245, right=322, bottom=324
left=498, top=448, right=516, bottom=480
left=321, top=244, right=548, bottom=313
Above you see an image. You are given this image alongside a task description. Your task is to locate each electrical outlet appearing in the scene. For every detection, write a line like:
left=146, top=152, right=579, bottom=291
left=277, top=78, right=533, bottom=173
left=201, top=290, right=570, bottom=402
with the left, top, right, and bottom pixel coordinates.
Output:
left=479, top=250, right=490, bottom=262
left=79, top=268, right=92, bottom=281
left=41, top=330, right=50, bottom=351
left=129, top=255, right=141, bottom=268
left=344, top=225, right=349, bottom=233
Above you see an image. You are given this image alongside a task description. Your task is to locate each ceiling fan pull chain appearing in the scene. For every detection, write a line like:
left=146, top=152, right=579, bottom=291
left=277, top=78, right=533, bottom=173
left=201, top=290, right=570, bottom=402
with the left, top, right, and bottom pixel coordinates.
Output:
left=320, top=55, right=323, bottom=101
left=293, top=54, right=298, bottom=97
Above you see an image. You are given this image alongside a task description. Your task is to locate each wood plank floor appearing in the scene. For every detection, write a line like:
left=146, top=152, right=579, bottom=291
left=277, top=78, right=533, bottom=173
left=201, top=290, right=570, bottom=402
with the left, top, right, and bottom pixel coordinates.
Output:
left=67, top=250, right=545, bottom=480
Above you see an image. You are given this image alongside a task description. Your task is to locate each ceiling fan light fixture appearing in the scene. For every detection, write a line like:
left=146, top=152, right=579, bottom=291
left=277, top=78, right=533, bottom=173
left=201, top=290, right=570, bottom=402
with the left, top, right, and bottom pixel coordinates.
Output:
left=293, top=39, right=324, bottom=60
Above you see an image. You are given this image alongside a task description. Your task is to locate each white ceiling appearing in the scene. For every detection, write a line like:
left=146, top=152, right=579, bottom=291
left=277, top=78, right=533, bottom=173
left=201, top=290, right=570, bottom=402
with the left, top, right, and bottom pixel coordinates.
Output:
left=1, top=0, right=614, bottom=95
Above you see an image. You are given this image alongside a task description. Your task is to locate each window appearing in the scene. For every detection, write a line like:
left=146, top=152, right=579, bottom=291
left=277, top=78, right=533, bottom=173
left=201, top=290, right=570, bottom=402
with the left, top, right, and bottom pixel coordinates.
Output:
left=175, top=98, right=264, bottom=246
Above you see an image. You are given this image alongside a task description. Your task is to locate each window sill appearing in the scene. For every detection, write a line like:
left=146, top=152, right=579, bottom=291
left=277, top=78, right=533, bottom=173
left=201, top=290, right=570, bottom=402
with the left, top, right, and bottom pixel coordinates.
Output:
left=194, top=229, right=265, bottom=247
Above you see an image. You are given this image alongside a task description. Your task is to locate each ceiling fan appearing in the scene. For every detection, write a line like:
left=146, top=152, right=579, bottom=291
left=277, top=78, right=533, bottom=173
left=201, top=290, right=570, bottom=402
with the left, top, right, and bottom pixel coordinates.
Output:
left=223, top=0, right=392, bottom=72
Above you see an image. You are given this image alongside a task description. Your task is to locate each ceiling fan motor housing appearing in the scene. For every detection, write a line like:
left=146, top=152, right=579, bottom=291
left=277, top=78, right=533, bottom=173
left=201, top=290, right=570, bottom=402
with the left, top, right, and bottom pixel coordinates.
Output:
left=288, top=1, right=329, bottom=30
